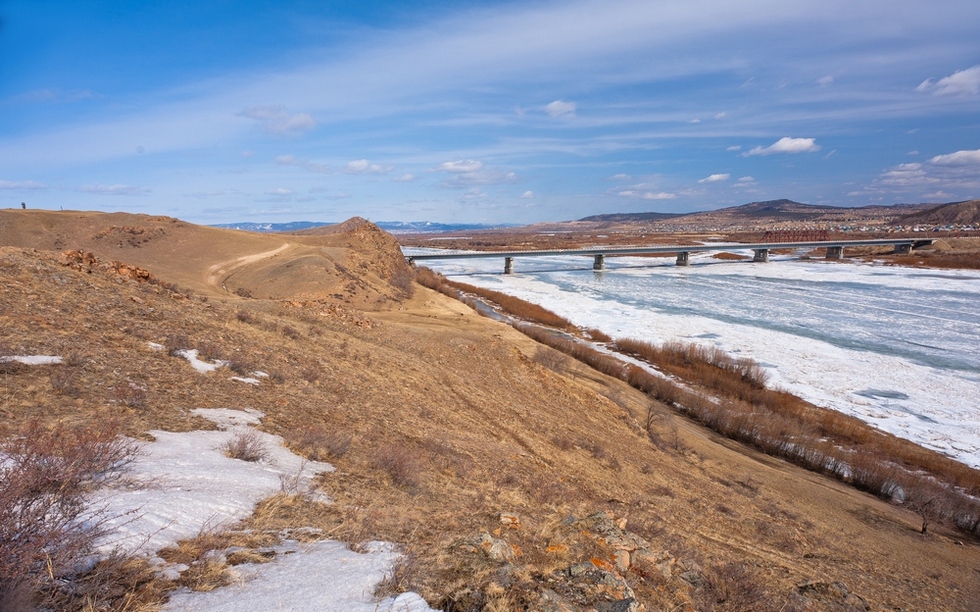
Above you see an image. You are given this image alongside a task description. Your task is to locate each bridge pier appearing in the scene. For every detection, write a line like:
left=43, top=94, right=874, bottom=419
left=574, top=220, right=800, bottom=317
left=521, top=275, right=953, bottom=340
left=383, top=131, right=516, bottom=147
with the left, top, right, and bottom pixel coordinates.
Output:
left=504, top=257, right=514, bottom=274
left=893, top=243, right=912, bottom=254
left=593, top=254, right=606, bottom=270
left=826, top=246, right=844, bottom=260
left=753, top=249, right=770, bottom=263
left=676, top=251, right=690, bottom=266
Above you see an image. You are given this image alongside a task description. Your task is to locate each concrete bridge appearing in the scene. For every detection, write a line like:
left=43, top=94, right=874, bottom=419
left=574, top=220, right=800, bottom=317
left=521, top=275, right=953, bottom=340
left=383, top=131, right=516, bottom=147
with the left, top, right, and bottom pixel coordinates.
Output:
left=405, top=238, right=934, bottom=274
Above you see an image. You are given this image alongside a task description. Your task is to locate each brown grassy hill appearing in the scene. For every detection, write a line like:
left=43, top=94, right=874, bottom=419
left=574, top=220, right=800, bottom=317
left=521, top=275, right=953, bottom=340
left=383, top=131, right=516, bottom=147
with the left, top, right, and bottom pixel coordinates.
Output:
left=898, top=200, right=980, bottom=226
left=2, top=214, right=980, bottom=610
left=0, top=209, right=413, bottom=309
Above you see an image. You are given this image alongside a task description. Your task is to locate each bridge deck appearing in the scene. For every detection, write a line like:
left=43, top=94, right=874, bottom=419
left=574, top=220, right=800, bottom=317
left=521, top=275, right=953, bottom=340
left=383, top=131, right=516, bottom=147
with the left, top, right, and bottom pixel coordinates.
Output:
left=404, top=238, right=932, bottom=261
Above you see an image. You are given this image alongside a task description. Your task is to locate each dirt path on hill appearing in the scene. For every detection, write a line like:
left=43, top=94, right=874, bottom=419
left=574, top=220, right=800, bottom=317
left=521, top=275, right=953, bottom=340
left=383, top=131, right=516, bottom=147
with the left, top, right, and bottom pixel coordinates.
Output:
left=204, top=243, right=292, bottom=296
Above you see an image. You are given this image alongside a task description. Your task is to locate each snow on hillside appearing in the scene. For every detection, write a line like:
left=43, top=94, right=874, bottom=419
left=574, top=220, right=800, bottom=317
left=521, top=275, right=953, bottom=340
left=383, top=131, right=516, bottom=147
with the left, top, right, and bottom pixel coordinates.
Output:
left=94, top=408, right=437, bottom=612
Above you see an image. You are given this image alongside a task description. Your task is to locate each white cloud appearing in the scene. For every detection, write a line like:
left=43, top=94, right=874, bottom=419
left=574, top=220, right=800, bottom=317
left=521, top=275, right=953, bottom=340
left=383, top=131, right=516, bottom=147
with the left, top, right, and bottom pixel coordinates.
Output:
left=238, top=106, right=316, bottom=136
left=277, top=155, right=330, bottom=173
left=520, top=190, right=534, bottom=199
left=743, top=137, right=820, bottom=156
left=726, top=145, right=741, bottom=152
left=916, top=65, right=980, bottom=96
left=714, top=112, right=728, bottom=120
left=436, top=160, right=483, bottom=173
left=689, top=118, right=701, bottom=124
left=434, top=159, right=515, bottom=187
left=736, top=176, right=755, bottom=183
left=866, top=149, right=980, bottom=196
left=342, top=159, right=395, bottom=174
left=618, top=190, right=676, bottom=200
left=544, top=100, right=576, bottom=118
left=698, top=173, right=730, bottom=183
left=609, top=173, right=632, bottom=181
left=241, top=150, right=255, bottom=158
left=0, top=180, right=46, bottom=190
left=392, top=173, right=416, bottom=182
left=78, top=184, right=150, bottom=196
left=817, top=75, right=834, bottom=87
left=266, top=187, right=294, bottom=195
left=907, top=150, right=919, bottom=156
left=928, top=149, right=980, bottom=166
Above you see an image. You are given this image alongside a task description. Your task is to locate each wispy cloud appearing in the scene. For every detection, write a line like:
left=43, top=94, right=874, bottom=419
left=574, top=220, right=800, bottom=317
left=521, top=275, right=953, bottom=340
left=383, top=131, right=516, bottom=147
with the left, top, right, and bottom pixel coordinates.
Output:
left=743, top=137, right=820, bottom=156
left=392, top=173, right=416, bottom=182
left=916, top=65, right=980, bottom=96
left=342, top=159, right=395, bottom=174
left=698, top=173, right=730, bottom=183
left=863, top=148, right=980, bottom=195
left=238, top=106, right=317, bottom=136
left=77, top=184, right=150, bottom=196
left=0, top=180, right=46, bottom=190
left=617, top=190, right=676, bottom=200
left=520, top=190, right=534, bottom=199
left=435, top=160, right=483, bottom=173
left=544, top=100, right=576, bottom=118
left=276, top=155, right=331, bottom=173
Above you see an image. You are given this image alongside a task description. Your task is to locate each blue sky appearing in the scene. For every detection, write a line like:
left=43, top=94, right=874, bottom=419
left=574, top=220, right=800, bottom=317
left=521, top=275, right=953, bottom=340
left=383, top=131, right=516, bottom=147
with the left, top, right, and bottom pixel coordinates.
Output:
left=1, top=0, right=978, bottom=224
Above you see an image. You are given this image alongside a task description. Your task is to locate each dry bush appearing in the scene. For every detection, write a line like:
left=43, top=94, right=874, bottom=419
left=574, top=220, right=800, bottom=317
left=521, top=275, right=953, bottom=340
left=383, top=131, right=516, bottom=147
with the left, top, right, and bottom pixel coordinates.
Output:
left=551, top=435, right=575, bottom=451
left=228, top=359, right=255, bottom=376
left=50, top=369, right=81, bottom=397
left=373, top=444, right=421, bottom=488
left=281, top=325, right=301, bottom=340
left=221, top=429, right=269, bottom=462
left=164, top=332, right=191, bottom=356
left=197, top=341, right=224, bottom=362
left=584, top=327, right=613, bottom=343
left=112, top=382, right=148, bottom=409
left=302, top=366, right=321, bottom=383
left=235, top=309, right=255, bottom=324
left=289, top=426, right=352, bottom=461
left=695, top=561, right=793, bottom=611
left=0, top=421, right=135, bottom=609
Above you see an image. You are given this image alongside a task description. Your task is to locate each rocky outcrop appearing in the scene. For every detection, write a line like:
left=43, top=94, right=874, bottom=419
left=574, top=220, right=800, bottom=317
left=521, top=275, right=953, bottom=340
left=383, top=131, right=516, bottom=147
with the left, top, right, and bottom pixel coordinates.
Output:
left=58, top=250, right=155, bottom=283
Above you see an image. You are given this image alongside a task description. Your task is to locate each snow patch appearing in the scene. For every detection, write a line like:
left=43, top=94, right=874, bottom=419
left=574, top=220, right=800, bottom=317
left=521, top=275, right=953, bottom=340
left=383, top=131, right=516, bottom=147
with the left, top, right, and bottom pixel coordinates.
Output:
left=163, top=540, right=437, bottom=612
left=174, top=348, right=230, bottom=373
left=96, top=409, right=333, bottom=555
left=0, top=355, right=62, bottom=365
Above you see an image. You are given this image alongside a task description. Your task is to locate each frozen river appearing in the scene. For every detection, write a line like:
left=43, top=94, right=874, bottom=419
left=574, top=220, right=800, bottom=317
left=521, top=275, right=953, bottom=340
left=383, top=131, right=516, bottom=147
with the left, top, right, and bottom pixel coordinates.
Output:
left=408, top=247, right=980, bottom=468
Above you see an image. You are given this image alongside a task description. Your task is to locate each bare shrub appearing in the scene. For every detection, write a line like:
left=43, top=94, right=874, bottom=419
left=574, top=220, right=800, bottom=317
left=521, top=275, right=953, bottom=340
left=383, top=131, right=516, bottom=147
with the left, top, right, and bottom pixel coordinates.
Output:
left=290, top=426, right=352, bottom=461
left=228, top=359, right=255, bottom=376
left=165, top=332, right=191, bottom=356
left=584, top=327, right=612, bottom=343
left=0, top=421, right=135, bottom=607
left=373, top=444, right=421, bottom=488
left=197, top=341, right=224, bottom=362
left=221, top=429, right=269, bottom=462
left=112, top=382, right=147, bottom=409
left=234, top=287, right=253, bottom=298
left=235, top=310, right=255, bottom=324
left=50, top=369, right=81, bottom=397
left=301, top=366, right=321, bottom=383
left=281, top=325, right=301, bottom=340
left=551, top=435, right=575, bottom=451
left=696, top=562, right=773, bottom=611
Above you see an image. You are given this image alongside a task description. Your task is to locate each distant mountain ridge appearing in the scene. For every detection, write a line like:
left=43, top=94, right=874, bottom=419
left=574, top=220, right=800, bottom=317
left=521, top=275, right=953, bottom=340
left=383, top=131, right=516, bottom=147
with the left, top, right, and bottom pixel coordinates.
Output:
left=579, top=199, right=939, bottom=224
left=212, top=221, right=521, bottom=234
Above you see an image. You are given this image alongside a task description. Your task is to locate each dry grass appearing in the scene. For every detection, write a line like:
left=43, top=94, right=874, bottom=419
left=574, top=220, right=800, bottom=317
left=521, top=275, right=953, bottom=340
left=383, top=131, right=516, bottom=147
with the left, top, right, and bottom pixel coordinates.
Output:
left=221, top=429, right=269, bottom=462
left=0, top=420, right=138, bottom=610
left=5, top=228, right=980, bottom=611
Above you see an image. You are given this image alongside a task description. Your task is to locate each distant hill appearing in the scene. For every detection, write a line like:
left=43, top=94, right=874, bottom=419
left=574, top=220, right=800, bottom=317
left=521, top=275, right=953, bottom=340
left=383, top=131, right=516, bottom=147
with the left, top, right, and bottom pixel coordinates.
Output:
left=578, top=211, right=683, bottom=222
left=579, top=199, right=937, bottom=227
left=212, top=220, right=520, bottom=234
left=898, top=200, right=980, bottom=226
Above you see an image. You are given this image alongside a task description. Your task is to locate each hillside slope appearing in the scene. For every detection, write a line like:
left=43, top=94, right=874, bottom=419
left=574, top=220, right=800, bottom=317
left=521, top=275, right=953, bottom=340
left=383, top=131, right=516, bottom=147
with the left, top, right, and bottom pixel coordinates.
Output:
left=2, top=214, right=979, bottom=610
